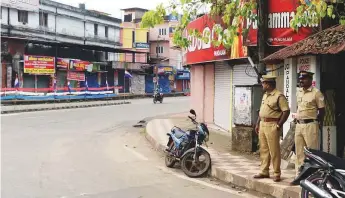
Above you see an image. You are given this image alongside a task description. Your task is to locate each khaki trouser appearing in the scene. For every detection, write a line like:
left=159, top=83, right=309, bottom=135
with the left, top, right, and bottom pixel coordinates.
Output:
left=259, top=121, right=281, bottom=177
left=295, top=122, right=319, bottom=175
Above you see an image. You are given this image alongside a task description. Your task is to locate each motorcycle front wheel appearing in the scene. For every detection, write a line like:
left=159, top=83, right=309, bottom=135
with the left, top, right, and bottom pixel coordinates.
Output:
left=301, top=172, right=341, bottom=198
left=180, top=149, right=211, bottom=178
left=153, top=98, right=156, bottom=104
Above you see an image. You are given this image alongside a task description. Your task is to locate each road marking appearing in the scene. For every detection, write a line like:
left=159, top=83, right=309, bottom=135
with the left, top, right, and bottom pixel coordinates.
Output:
left=156, top=166, right=258, bottom=198
left=123, top=145, right=149, bottom=161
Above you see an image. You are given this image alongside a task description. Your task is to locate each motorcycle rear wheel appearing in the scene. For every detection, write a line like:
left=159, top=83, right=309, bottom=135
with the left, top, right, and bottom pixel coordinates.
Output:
left=301, top=172, right=342, bottom=198
left=180, top=149, right=211, bottom=178
left=165, top=141, right=176, bottom=167
left=165, top=154, right=176, bottom=168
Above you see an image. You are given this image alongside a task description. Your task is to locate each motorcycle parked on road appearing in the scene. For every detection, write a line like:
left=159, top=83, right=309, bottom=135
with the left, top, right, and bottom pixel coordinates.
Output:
left=296, top=147, right=345, bottom=198
left=164, top=109, right=211, bottom=178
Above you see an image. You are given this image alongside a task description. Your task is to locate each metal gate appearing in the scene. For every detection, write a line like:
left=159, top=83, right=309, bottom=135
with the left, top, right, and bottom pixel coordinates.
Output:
left=232, top=64, right=258, bottom=86
left=213, top=61, right=232, bottom=131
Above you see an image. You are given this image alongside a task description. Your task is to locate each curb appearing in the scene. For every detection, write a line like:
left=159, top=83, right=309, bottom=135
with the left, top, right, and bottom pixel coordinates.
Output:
left=145, top=129, right=167, bottom=155
left=144, top=119, right=301, bottom=198
left=1, top=101, right=131, bottom=114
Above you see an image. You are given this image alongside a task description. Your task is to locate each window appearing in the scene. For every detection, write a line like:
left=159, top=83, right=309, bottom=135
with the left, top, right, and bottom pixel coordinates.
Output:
left=158, top=28, right=167, bottom=35
left=146, top=32, right=149, bottom=43
left=169, top=27, right=175, bottom=34
left=39, top=12, right=48, bottom=27
left=18, top=10, right=28, bottom=24
left=105, top=26, right=108, bottom=38
left=124, top=14, right=132, bottom=22
left=156, top=46, right=164, bottom=54
left=105, top=52, right=108, bottom=60
left=94, top=24, right=98, bottom=36
left=132, top=30, right=135, bottom=44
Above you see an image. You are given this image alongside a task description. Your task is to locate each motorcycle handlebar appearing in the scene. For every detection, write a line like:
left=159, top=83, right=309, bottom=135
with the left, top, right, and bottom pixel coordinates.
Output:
left=188, top=116, right=197, bottom=124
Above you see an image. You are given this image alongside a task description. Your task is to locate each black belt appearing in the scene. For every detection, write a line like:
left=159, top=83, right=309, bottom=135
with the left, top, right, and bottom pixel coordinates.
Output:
left=297, top=119, right=317, bottom=124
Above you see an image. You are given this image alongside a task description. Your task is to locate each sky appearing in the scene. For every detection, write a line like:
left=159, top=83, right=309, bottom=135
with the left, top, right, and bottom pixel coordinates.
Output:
left=54, top=0, right=170, bottom=19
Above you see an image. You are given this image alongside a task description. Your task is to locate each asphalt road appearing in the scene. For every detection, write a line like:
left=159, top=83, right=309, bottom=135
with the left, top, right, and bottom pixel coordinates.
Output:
left=1, top=97, right=259, bottom=198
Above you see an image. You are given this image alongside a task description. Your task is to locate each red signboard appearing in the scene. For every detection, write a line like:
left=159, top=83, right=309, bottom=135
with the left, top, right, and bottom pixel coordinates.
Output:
left=245, top=0, right=316, bottom=46
left=185, top=15, right=247, bottom=65
left=24, top=55, right=55, bottom=74
left=67, top=71, right=85, bottom=81
left=70, top=59, right=91, bottom=71
left=57, top=58, right=69, bottom=69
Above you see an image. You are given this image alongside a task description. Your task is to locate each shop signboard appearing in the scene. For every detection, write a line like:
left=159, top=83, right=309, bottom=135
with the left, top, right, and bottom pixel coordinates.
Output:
left=67, top=71, right=85, bottom=81
left=297, top=55, right=319, bottom=88
left=135, top=43, right=150, bottom=49
left=185, top=14, right=247, bottom=65
left=69, top=60, right=92, bottom=71
left=57, top=58, right=69, bottom=69
left=245, top=0, right=317, bottom=46
left=158, top=66, right=173, bottom=74
left=24, top=55, right=55, bottom=74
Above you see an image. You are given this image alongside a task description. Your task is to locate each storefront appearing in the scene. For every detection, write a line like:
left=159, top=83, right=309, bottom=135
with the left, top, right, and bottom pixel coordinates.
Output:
left=213, top=61, right=232, bottom=130
left=185, top=14, right=248, bottom=130
left=23, top=55, right=55, bottom=92
left=156, top=66, right=175, bottom=94
left=175, top=69, right=190, bottom=93
left=131, top=72, right=145, bottom=94
left=263, top=25, right=345, bottom=158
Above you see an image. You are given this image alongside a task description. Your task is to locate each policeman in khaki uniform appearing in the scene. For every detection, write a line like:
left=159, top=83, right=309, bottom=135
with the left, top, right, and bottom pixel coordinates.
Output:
left=292, top=71, right=325, bottom=184
left=254, top=75, right=290, bottom=182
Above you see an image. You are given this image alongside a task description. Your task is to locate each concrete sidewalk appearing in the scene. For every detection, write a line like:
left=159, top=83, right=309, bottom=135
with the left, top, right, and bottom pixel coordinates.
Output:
left=145, top=116, right=301, bottom=198
left=1, top=100, right=131, bottom=114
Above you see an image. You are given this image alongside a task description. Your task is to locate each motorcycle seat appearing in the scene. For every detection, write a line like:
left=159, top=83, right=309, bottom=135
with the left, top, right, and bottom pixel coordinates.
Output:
left=172, top=128, right=187, bottom=138
left=309, top=148, right=345, bottom=170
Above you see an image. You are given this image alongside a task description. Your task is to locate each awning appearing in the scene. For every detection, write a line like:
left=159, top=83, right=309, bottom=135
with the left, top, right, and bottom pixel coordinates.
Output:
left=263, top=25, right=345, bottom=63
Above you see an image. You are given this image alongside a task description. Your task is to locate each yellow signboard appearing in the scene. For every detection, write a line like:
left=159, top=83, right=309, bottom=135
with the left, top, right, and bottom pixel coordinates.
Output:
left=24, top=68, right=55, bottom=74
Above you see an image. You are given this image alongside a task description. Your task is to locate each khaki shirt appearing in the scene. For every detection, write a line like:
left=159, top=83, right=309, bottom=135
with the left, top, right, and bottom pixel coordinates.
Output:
left=259, top=89, right=290, bottom=119
left=296, top=87, right=325, bottom=120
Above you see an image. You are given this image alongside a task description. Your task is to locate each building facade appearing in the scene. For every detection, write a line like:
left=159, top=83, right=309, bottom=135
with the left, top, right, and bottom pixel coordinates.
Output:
left=147, top=14, right=189, bottom=94
left=119, top=8, right=150, bottom=94
left=1, top=0, right=133, bottom=95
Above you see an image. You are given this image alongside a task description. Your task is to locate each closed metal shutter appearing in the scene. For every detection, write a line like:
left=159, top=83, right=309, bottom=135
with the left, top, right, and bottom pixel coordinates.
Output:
left=214, top=61, right=232, bottom=130
left=56, top=70, right=67, bottom=88
left=37, top=75, right=50, bottom=90
left=23, top=74, right=35, bottom=88
left=232, top=64, right=258, bottom=86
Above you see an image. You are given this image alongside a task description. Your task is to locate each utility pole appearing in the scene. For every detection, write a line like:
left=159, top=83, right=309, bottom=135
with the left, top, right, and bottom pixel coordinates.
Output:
left=155, top=34, right=160, bottom=90
left=257, top=0, right=268, bottom=81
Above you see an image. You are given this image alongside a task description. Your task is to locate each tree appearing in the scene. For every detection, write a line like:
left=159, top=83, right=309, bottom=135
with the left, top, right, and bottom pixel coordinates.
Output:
left=141, top=0, right=258, bottom=49
left=141, top=0, right=345, bottom=50
left=291, top=0, right=345, bottom=30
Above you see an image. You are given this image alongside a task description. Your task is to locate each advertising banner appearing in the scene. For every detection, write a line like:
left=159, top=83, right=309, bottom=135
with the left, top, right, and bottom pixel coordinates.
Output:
left=24, top=55, right=55, bottom=74
left=185, top=14, right=247, bottom=65
left=69, top=60, right=92, bottom=71
left=67, top=71, right=85, bottom=81
left=245, top=0, right=316, bottom=46
left=57, top=58, right=69, bottom=69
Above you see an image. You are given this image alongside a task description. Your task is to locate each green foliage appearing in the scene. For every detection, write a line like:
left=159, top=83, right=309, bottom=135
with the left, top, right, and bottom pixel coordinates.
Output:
left=140, top=4, right=167, bottom=28
left=290, top=0, right=345, bottom=31
left=141, top=0, right=257, bottom=49
left=141, top=0, right=345, bottom=50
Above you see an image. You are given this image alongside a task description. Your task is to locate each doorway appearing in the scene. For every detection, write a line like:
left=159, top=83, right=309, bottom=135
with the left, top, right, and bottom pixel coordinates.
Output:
left=335, top=53, right=345, bottom=158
